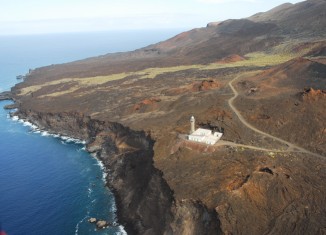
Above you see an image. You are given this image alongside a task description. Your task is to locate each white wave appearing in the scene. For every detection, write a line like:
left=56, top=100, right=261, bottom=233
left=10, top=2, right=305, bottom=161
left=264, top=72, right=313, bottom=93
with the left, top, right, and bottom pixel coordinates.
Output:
left=97, top=160, right=105, bottom=170
left=60, top=135, right=86, bottom=145
left=91, top=153, right=97, bottom=158
left=102, top=171, right=108, bottom=183
left=11, top=115, right=19, bottom=121
left=88, top=153, right=108, bottom=184
left=77, top=146, right=86, bottom=153
left=61, top=136, right=69, bottom=140
left=41, top=131, right=50, bottom=136
left=94, top=157, right=108, bottom=184
left=22, top=120, right=38, bottom=130
left=77, top=146, right=87, bottom=152
left=110, top=196, right=118, bottom=212
left=117, top=225, right=128, bottom=235
left=75, top=216, right=88, bottom=235
left=88, top=187, right=93, bottom=194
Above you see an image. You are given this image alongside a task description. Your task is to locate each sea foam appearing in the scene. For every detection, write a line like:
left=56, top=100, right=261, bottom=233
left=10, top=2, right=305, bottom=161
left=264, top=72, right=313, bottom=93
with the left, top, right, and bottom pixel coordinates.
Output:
left=8, top=112, right=126, bottom=233
left=117, top=225, right=128, bottom=235
left=10, top=115, right=87, bottom=144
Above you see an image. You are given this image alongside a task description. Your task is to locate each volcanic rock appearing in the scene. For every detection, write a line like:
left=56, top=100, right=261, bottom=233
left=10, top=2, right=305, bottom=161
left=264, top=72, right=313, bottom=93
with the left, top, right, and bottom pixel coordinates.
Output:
left=96, top=220, right=109, bottom=229
left=301, top=88, right=326, bottom=101
left=6, top=1, right=326, bottom=234
left=0, top=91, right=12, bottom=101
left=217, top=54, right=245, bottom=64
left=88, top=217, right=97, bottom=223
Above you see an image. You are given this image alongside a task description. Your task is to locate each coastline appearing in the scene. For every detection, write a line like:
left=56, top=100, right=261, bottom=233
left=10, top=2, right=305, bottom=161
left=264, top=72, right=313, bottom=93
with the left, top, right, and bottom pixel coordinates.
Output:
left=0, top=91, right=12, bottom=101
left=12, top=108, right=171, bottom=234
left=1, top=2, right=325, bottom=232
left=7, top=104, right=220, bottom=234
left=2, top=102, right=127, bottom=235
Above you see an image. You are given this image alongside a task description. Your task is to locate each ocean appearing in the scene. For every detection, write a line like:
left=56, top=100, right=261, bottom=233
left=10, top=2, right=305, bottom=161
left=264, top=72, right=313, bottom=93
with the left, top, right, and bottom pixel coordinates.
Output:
left=0, top=29, right=183, bottom=235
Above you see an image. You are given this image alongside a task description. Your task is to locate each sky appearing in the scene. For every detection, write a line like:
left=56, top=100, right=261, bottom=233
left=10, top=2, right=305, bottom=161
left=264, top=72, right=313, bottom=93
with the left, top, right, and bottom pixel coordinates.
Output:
left=0, top=0, right=304, bottom=35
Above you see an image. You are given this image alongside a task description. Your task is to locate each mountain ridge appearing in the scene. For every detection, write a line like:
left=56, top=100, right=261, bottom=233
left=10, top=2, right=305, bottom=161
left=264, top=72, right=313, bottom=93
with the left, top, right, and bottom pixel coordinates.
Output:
left=17, top=0, right=326, bottom=84
left=5, top=1, right=326, bottom=234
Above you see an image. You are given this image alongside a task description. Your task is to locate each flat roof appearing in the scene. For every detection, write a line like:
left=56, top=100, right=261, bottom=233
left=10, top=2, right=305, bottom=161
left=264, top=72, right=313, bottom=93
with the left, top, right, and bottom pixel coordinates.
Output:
left=189, top=128, right=223, bottom=145
left=191, top=128, right=213, bottom=136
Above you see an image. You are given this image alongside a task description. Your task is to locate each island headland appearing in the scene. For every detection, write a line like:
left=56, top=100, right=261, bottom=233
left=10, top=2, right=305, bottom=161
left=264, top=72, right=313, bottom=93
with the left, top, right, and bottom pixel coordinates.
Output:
left=3, top=0, right=326, bottom=234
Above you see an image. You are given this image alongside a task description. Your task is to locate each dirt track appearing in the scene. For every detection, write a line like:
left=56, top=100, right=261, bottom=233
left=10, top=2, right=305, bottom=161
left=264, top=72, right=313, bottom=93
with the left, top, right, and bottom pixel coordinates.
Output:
left=228, top=74, right=325, bottom=159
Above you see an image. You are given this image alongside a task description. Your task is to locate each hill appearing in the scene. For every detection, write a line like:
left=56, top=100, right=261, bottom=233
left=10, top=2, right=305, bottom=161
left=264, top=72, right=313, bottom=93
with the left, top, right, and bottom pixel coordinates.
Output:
left=6, top=0, right=326, bottom=234
left=17, top=0, right=326, bottom=83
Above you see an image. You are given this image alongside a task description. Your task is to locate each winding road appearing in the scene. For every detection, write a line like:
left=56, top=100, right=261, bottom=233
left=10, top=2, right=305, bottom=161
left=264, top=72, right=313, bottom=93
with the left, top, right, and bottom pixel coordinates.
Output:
left=226, top=74, right=324, bottom=159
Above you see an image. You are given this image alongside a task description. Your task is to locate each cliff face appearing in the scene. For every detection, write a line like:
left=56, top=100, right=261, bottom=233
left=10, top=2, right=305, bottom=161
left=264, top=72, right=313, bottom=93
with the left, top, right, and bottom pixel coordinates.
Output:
left=15, top=109, right=221, bottom=235
left=6, top=1, right=326, bottom=234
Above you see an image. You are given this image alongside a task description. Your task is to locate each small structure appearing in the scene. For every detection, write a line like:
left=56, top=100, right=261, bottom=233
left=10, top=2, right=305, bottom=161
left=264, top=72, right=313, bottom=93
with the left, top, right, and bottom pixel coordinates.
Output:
left=190, top=116, right=195, bottom=134
left=188, top=116, right=223, bottom=145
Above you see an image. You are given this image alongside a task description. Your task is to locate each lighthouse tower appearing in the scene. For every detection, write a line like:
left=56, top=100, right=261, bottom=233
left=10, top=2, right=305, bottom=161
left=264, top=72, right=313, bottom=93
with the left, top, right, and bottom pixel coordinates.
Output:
left=190, top=116, right=195, bottom=134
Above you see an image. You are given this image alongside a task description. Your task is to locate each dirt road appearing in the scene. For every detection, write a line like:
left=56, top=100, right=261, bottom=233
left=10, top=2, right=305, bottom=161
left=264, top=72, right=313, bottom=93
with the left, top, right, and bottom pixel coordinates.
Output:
left=228, top=74, right=324, bottom=159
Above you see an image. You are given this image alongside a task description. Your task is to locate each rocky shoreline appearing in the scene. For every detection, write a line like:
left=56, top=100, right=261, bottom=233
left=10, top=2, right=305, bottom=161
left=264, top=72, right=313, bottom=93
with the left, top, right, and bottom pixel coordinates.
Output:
left=4, top=2, right=325, bottom=232
left=0, top=91, right=13, bottom=101
left=11, top=107, right=221, bottom=235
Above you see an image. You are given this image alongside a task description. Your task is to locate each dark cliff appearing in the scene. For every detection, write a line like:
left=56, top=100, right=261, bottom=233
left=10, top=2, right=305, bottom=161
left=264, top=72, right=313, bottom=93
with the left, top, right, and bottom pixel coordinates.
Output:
left=5, top=0, right=326, bottom=234
left=15, top=109, right=221, bottom=235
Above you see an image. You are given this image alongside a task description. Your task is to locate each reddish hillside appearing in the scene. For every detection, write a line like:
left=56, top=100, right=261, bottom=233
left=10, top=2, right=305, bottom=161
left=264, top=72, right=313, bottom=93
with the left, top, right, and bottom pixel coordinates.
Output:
left=246, top=57, right=326, bottom=94
left=235, top=57, right=326, bottom=154
left=6, top=1, right=326, bottom=234
left=18, top=0, right=326, bottom=84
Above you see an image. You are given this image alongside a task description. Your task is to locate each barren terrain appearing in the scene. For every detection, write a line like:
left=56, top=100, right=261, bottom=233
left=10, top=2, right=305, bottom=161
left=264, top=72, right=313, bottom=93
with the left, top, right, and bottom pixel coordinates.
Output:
left=4, top=0, right=326, bottom=234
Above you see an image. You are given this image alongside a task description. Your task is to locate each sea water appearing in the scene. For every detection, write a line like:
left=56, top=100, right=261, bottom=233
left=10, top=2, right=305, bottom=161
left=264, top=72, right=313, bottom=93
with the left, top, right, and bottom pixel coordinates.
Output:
left=0, top=29, right=183, bottom=235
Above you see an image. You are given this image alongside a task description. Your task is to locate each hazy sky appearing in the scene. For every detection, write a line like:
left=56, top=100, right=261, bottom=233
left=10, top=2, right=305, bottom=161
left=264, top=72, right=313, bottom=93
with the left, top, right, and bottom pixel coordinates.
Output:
left=0, top=0, right=304, bottom=35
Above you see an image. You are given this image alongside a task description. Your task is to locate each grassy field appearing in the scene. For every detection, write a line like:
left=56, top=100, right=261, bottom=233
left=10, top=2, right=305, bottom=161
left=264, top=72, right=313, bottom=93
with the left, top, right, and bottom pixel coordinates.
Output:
left=19, top=51, right=300, bottom=98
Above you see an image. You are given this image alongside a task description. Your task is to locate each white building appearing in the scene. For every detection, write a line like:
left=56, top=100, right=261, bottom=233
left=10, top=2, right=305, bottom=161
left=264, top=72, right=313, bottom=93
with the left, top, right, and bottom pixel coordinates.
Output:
left=188, top=116, right=223, bottom=145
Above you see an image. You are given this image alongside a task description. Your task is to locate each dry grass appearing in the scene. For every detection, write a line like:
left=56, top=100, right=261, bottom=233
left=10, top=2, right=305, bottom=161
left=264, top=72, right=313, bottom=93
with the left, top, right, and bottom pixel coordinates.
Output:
left=18, top=78, right=77, bottom=96
left=18, top=73, right=129, bottom=96
left=18, top=51, right=299, bottom=98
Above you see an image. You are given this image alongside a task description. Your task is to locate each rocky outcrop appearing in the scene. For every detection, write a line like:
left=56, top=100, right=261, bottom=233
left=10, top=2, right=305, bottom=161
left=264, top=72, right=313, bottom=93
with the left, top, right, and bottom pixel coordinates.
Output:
left=88, top=218, right=97, bottom=223
left=88, top=218, right=111, bottom=229
left=192, top=80, right=219, bottom=92
left=4, top=103, right=19, bottom=110
left=170, top=200, right=221, bottom=234
left=91, top=123, right=174, bottom=234
left=301, top=88, right=326, bottom=101
left=132, top=97, right=162, bottom=112
left=96, top=220, right=109, bottom=229
left=207, top=22, right=221, bottom=27
left=0, top=91, right=13, bottom=101
left=163, top=80, right=220, bottom=96
left=14, top=109, right=221, bottom=235
left=217, top=54, right=245, bottom=64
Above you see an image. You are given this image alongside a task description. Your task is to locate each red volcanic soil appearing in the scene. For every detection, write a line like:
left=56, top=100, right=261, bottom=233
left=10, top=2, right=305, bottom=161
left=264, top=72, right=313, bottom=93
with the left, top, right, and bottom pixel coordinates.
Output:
left=191, top=80, right=219, bottom=91
left=301, top=88, right=326, bottom=102
left=240, top=57, right=326, bottom=97
left=163, top=79, right=220, bottom=96
left=132, top=97, right=162, bottom=112
left=6, top=1, right=326, bottom=234
left=216, top=54, right=245, bottom=64
left=235, top=57, right=326, bottom=154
